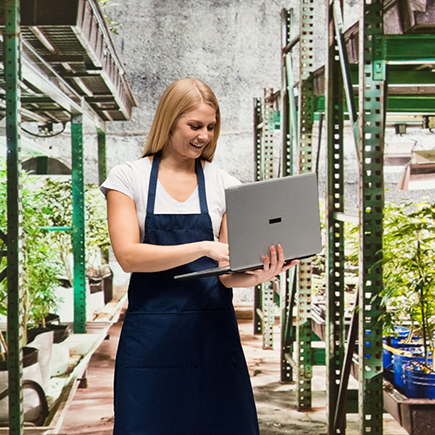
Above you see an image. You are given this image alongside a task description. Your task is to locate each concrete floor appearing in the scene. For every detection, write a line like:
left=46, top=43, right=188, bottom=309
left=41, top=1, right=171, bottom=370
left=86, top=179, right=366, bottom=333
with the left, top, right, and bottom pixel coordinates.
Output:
left=58, top=307, right=408, bottom=435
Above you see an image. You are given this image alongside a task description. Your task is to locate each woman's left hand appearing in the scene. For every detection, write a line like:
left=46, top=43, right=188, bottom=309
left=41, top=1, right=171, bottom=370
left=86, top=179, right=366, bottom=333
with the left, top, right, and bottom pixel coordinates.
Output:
left=244, top=244, right=299, bottom=285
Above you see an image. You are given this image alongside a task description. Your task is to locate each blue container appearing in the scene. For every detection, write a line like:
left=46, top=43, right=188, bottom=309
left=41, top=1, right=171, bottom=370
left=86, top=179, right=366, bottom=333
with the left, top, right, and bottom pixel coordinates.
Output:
left=393, top=348, right=425, bottom=388
left=383, top=329, right=420, bottom=370
left=383, top=342, right=420, bottom=369
left=383, top=346, right=393, bottom=369
left=404, top=365, right=435, bottom=399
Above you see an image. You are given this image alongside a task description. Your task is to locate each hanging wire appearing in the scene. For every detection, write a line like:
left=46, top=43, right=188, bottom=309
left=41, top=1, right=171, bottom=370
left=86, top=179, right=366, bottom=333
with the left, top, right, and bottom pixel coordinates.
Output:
left=21, top=122, right=67, bottom=138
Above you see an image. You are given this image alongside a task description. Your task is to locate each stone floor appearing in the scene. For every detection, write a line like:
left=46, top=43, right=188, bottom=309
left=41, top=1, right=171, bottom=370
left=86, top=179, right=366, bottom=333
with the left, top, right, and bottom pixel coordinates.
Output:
left=58, top=306, right=408, bottom=435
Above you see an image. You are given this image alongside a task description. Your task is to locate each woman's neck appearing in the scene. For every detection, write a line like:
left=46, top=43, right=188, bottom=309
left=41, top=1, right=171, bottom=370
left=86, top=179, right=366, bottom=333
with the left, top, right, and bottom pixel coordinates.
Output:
left=159, top=148, right=197, bottom=174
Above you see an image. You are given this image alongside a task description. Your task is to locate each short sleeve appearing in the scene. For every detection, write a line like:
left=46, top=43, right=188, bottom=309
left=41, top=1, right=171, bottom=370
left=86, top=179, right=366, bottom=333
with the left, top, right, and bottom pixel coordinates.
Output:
left=100, top=163, right=136, bottom=199
left=222, top=170, right=242, bottom=190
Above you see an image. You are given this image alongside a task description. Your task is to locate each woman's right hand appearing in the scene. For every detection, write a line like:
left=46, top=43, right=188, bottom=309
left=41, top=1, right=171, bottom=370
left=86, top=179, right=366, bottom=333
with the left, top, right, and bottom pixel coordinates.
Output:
left=202, top=241, right=229, bottom=263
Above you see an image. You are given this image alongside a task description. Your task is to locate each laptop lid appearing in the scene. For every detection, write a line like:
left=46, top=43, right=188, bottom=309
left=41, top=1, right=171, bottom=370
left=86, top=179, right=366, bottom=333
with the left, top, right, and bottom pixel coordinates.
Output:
left=225, top=172, right=322, bottom=271
left=174, top=172, right=322, bottom=281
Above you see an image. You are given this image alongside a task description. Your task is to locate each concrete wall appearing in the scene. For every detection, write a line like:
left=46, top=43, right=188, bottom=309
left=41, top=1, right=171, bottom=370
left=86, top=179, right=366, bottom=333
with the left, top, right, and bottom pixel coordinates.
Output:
left=103, top=0, right=360, bottom=181
left=23, top=0, right=435, bottom=290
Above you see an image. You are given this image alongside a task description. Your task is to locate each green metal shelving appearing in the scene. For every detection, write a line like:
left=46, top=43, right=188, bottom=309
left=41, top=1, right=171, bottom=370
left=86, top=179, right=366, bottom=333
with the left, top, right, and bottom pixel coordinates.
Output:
left=253, top=89, right=278, bottom=349
left=1, top=0, right=135, bottom=430
left=5, top=3, right=24, bottom=434
left=255, top=1, right=435, bottom=433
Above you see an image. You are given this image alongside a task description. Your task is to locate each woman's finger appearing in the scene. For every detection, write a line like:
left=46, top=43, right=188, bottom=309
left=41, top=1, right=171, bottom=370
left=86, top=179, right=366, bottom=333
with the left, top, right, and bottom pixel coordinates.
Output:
left=263, top=254, right=270, bottom=272
left=269, top=246, right=277, bottom=269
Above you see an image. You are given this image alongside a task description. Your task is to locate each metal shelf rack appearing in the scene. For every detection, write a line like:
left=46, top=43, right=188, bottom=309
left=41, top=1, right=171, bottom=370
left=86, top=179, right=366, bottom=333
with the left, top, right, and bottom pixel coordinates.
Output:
left=254, top=1, right=435, bottom=433
left=0, top=1, right=136, bottom=433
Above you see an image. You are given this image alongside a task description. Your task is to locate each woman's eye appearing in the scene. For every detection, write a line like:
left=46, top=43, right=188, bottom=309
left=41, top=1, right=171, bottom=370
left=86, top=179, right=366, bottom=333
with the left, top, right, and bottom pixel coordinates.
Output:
left=207, top=126, right=215, bottom=131
left=189, top=125, right=200, bottom=130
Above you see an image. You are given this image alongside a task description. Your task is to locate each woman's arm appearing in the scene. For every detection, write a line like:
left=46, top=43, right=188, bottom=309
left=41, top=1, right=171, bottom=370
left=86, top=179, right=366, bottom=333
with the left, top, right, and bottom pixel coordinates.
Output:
left=218, top=213, right=298, bottom=288
left=107, top=189, right=229, bottom=273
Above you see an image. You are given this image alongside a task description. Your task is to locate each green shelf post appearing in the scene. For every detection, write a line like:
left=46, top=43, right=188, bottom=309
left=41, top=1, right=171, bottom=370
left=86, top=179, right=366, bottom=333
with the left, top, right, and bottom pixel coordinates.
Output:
left=357, top=1, right=386, bottom=434
left=326, top=0, right=346, bottom=432
left=280, top=7, right=296, bottom=384
left=97, top=126, right=107, bottom=185
left=253, top=97, right=263, bottom=335
left=296, top=0, right=316, bottom=412
left=71, top=113, right=87, bottom=333
left=4, top=0, right=24, bottom=433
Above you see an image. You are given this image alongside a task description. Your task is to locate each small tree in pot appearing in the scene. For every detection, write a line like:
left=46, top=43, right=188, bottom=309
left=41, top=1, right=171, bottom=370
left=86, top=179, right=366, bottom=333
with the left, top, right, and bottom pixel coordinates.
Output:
left=0, top=160, right=61, bottom=349
left=380, top=200, right=435, bottom=368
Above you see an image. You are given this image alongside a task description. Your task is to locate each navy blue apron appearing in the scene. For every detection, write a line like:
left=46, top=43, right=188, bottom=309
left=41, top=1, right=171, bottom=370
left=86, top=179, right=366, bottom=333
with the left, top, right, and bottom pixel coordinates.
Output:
left=113, top=153, right=259, bottom=435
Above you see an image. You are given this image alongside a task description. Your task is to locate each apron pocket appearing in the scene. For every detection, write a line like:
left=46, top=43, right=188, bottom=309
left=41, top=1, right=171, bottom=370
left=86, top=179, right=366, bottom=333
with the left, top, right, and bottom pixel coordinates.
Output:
left=124, top=311, right=237, bottom=368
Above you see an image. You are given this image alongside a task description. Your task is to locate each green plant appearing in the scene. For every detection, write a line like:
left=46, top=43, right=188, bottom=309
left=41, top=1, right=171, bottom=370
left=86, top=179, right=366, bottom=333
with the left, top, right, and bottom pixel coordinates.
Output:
left=0, top=160, right=61, bottom=345
left=38, top=178, right=110, bottom=286
left=380, top=200, right=435, bottom=366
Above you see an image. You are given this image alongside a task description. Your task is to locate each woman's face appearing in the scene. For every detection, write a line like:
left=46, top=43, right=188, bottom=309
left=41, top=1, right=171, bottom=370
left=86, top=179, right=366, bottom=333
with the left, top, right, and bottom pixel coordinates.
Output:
left=167, top=102, right=216, bottom=160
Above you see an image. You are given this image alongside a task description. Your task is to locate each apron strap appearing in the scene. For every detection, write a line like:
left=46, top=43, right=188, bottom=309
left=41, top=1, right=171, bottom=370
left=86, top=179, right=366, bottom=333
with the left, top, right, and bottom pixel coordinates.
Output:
left=147, top=152, right=160, bottom=215
left=147, top=152, right=209, bottom=215
left=196, top=158, right=209, bottom=215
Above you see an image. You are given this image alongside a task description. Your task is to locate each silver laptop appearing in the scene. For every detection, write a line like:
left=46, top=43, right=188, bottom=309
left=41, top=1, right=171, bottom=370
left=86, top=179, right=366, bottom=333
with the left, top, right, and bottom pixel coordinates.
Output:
left=174, top=172, right=322, bottom=281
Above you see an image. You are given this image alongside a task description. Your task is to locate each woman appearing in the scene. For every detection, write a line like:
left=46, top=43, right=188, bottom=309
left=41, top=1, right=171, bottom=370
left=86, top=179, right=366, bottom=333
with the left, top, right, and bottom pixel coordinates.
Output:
left=101, top=78, right=297, bottom=435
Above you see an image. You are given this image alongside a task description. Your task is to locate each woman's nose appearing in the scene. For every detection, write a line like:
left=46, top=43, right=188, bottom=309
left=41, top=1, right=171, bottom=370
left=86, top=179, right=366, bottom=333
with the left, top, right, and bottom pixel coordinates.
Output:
left=197, top=127, right=209, bottom=140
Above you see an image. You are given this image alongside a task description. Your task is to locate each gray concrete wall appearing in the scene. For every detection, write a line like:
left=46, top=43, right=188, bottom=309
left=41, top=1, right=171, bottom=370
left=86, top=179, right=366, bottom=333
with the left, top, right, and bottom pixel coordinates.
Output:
left=22, top=0, right=435, bottom=289
left=103, top=0, right=352, bottom=181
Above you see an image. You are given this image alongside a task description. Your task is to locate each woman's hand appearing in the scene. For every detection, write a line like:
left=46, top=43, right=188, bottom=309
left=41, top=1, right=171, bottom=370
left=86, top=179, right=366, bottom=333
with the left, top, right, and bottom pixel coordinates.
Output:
left=202, top=241, right=229, bottom=263
left=244, top=244, right=299, bottom=285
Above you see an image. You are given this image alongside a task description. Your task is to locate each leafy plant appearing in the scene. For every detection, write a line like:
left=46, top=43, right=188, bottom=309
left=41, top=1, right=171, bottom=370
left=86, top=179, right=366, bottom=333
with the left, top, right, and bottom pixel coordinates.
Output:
left=380, top=200, right=435, bottom=366
left=37, top=178, right=110, bottom=286
left=0, top=159, right=61, bottom=345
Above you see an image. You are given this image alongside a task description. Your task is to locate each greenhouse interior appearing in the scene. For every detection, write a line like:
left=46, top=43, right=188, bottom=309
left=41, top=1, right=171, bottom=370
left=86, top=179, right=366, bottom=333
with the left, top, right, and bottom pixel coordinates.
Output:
left=1, top=0, right=435, bottom=434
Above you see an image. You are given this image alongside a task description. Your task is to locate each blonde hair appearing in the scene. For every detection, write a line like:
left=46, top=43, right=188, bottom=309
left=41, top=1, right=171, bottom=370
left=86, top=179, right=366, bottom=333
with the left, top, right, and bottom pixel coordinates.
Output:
left=142, top=78, right=221, bottom=162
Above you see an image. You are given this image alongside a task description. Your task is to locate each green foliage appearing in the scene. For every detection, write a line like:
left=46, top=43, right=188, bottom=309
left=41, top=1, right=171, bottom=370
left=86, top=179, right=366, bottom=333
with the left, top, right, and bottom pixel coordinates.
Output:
left=328, top=199, right=435, bottom=364
left=380, top=200, right=435, bottom=363
left=0, top=159, right=110, bottom=344
left=0, top=160, right=61, bottom=339
left=37, top=178, right=110, bottom=286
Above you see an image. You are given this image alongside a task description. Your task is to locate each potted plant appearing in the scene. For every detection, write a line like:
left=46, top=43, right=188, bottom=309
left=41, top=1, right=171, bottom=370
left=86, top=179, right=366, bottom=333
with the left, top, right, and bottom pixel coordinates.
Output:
left=0, top=159, right=61, bottom=345
left=0, top=159, right=59, bottom=423
left=37, top=178, right=112, bottom=318
left=380, top=200, right=435, bottom=395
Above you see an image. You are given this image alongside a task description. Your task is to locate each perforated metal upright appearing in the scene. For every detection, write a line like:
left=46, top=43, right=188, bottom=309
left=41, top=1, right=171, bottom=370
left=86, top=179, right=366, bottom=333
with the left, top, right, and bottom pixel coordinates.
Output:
left=71, top=114, right=87, bottom=333
left=357, top=1, right=385, bottom=433
left=253, top=89, right=276, bottom=349
left=325, top=0, right=346, bottom=433
left=324, top=0, right=386, bottom=433
left=279, top=7, right=297, bottom=384
left=97, top=126, right=107, bottom=185
left=4, top=0, right=24, bottom=433
left=295, top=0, right=316, bottom=411
left=253, top=97, right=263, bottom=336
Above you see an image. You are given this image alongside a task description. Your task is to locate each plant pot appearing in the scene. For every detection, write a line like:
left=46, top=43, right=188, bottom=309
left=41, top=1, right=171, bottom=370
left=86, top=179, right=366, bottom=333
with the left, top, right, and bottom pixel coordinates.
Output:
left=393, top=347, right=425, bottom=389
left=89, top=276, right=103, bottom=294
left=49, top=324, right=70, bottom=377
left=383, top=339, right=421, bottom=370
left=103, top=271, right=113, bottom=304
left=27, top=328, right=54, bottom=390
left=45, top=313, right=60, bottom=325
left=404, top=364, right=435, bottom=399
left=0, top=346, right=48, bottom=426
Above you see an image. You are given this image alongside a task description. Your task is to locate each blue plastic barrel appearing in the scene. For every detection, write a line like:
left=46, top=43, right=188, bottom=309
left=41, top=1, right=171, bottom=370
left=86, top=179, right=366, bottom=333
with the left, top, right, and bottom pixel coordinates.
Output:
left=404, top=365, right=435, bottom=399
left=393, top=348, right=425, bottom=388
left=383, top=342, right=419, bottom=370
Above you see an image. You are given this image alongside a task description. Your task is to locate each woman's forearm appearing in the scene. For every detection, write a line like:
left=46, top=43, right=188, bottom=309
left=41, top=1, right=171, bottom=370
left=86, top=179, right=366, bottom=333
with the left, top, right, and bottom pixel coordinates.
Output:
left=219, top=272, right=261, bottom=289
left=114, top=241, right=210, bottom=273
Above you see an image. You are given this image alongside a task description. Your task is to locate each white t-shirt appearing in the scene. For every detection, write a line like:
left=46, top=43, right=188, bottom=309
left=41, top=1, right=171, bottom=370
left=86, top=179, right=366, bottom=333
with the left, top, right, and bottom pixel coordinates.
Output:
left=100, top=157, right=241, bottom=242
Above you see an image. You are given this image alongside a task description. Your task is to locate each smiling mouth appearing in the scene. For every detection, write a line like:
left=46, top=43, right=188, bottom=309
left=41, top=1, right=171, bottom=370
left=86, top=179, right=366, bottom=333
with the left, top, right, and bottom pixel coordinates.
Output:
left=190, top=142, right=204, bottom=148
